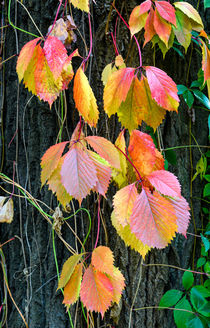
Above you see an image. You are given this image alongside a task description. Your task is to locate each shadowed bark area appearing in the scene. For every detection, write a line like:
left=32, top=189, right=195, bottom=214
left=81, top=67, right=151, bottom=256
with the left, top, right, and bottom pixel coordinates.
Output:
left=0, top=0, right=209, bottom=327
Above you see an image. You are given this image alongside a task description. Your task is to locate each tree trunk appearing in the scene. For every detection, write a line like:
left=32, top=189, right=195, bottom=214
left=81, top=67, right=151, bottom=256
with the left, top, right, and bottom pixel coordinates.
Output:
left=0, top=0, right=209, bottom=327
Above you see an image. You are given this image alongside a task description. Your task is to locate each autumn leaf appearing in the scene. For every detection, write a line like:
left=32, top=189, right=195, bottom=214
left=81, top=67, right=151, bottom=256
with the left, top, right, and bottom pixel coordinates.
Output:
left=173, top=10, right=192, bottom=52
left=129, top=0, right=151, bottom=35
left=112, top=130, right=128, bottom=188
left=174, top=2, right=204, bottom=31
left=111, top=211, right=150, bottom=259
left=155, top=1, right=176, bottom=26
left=41, top=141, right=69, bottom=185
left=166, top=196, right=190, bottom=237
left=145, top=66, right=179, bottom=111
left=113, top=183, right=138, bottom=227
left=107, top=267, right=125, bottom=304
left=87, top=150, right=112, bottom=197
left=85, top=136, right=121, bottom=170
left=153, top=9, right=172, bottom=47
left=73, top=67, right=99, bottom=127
left=130, top=187, right=177, bottom=248
left=103, top=68, right=135, bottom=116
left=144, top=8, right=156, bottom=45
left=92, top=246, right=114, bottom=275
left=101, top=55, right=126, bottom=86
left=201, top=42, right=210, bottom=82
left=58, top=253, right=83, bottom=289
left=60, top=146, right=98, bottom=205
left=63, top=263, right=83, bottom=306
left=47, top=156, right=72, bottom=207
left=80, top=265, right=114, bottom=318
left=0, top=197, right=14, bottom=224
left=71, top=0, right=89, bottom=12
left=147, top=170, right=181, bottom=198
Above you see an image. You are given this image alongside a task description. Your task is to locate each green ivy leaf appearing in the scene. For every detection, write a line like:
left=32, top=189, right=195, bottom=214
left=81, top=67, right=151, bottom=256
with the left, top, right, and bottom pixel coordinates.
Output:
left=204, top=175, right=210, bottom=182
left=165, top=149, right=177, bottom=166
left=192, top=89, right=210, bottom=110
left=203, top=183, right=210, bottom=197
left=186, top=316, right=204, bottom=328
left=201, top=233, right=210, bottom=252
left=204, top=279, right=210, bottom=290
left=204, top=261, right=210, bottom=274
left=190, top=287, right=208, bottom=312
left=183, top=90, right=194, bottom=108
left=174, top=296, right=193, bottom=328
left=177, top=85, right=188, bottom=95
left=204, top=0, right=210, bottom=10
left=182, top=270, right=194, bottom=290
left=159, top=290, right=183, bottom=307
left=197, top=257, right=206, bottom=268
left=190, top=80, right=203, bottom=88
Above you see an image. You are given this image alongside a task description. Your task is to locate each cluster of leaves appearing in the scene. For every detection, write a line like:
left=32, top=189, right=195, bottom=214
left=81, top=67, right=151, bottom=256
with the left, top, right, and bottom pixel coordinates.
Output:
left=58, top=246, right=125, bottom=317
left=159, top=269, right=210, bottom=328
left=15, top=0, right=210, bottom=319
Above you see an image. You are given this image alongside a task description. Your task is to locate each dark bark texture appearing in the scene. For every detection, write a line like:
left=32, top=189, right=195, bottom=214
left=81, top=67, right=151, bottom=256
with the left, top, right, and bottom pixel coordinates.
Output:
left=0, top=0, right=209, bottom=327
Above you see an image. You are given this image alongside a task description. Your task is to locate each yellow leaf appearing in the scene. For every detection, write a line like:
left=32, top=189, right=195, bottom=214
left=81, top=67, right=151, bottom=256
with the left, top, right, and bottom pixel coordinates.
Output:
left=58, top=253, right=83, bottom=289
left=71, top=0, right=89, bottom=12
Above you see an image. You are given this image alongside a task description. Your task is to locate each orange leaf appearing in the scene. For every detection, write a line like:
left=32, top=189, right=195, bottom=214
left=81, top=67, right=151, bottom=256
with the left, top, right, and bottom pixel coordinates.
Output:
left=80, top=265, right=113, bottom=318
left=112, top=130, right=128, bottom=188
left=129, top=1, right=151, bottom=36
left=202, top=42, right=210, bottom=82
left=103, top=68, right=135, bottom=116
left=128, top=130, right=157, bottom=177
left=63, top=263, right=83, bottom=306
left=87, top=150, right=112, bottom=197
left=16, top=37, right=41, bottom=82
left=144, top=8, right=156, bottom=46
left=113, top=183, right=138, bottom=227
left=58, top=253, right=83, bottom=289
left=92, top=246, right=114, bottom=275
left=153, top=9, right=172, bottom=47
left=147, top=170, right=181, bottom=198
left=61, top=56, right=74, bottom=89
left=47, top=156, right=72, bottom=207
left=85, top=136, right=121, bottom=170
left=145, top=66, right=179, bottom=111
left=41, top=141, right=69, bottom=185
left=60, top=147, right=98, bottom=205
left=73, top=67, right=99, bottom=127
left=111, top=211, right=150, bottom=259
left=155, top=1, right=176, bottom=25
left=130, top=187, right=177, bottom=248
left=107, top=267, right=125, bottom=304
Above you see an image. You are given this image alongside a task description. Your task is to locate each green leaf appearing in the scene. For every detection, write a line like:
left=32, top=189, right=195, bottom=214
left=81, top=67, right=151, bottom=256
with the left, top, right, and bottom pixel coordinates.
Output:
left=201, top=233, right=210, bottom=252
left=198, top=302, right=210, bottom=317
left=192, top=285, right=210, bottom=298
left=190, top=287, right=208, bottom=312
left=192, top=89, right=210, bottom=110
left=186, top=316, right=204, bottom=328
left=177, top=84, right=188, bottom=95
left=203, top=183, right=210, bottom=197
left=192, top=156, right=207, bottom=181
left=183, top=90, right=194, bottom=108
left=204, top=279, right=210, bottom=290
left=204, top=175, right=210, bottom=182
left=197, top=257, right=206, bottom=268
left=190, top=80, right=203, bottom=88
left=204, top=261, right=210, bottom=274
left=174, top=296, right=193, bottom=328
left=201, top=246, right=208, bottom=257
left=205, top=150, right=210, bottom=157
left=204, top=0, right=210, bottom=10
left=182, top=270, right=194, bottom=290
left=165, top=149, right=177, bottom=166
left=159, top=289, right=183, bottom=307
left=208, top=115, right=210, bottom=137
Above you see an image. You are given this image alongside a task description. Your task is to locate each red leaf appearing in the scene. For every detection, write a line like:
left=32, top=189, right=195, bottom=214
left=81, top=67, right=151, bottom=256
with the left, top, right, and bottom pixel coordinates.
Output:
left=130, top=188, right=177, bottom=248
left=147, top=170, right=181, bottom=198
left=167, top=196, right=190, bottom=237
left=202, top=42, right=210, bottom=82
left=145, top=66, right=179, bottom=111
left=153, top=9, right=172, bottom=46
left=43, top=36, right=68, bottom=81
left=80, top=265, right=113, bottom=318
left=155, top=1, right=176, bottom=25
left=41, top=141, right=69, bottom=185
left=92, top=246, right=114, bottom=275
left=144, top=8, right=156, bottom=46
left=85, top=136, right=121, bottom=170
left=60, top=147, right=98, bottom=204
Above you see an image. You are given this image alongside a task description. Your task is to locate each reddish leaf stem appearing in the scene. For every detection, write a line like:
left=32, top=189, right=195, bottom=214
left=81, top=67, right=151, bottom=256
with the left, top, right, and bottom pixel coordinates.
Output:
left=94, top=196, right=101, bottom=249
left=110, top=32, right=119, bottom=56
left=46, top=0, right=63, bottom=38
left=112, top=4, right=142, bottom=67
left=114, top=145, right=142, bottom=182
left=0, top=237, right=15, bottom=248
left=62, top=0, right=68, bottom=18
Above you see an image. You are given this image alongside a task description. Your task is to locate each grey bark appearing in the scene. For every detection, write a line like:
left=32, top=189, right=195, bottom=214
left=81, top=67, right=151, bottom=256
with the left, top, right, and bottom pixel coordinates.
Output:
left=0, top=0, right=209, bottom=327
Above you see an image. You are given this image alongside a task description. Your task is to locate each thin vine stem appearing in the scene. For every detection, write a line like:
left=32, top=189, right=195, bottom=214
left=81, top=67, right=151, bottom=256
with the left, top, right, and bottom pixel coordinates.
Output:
left=46, top=0, right=63, bottom=38
left=142, top=263, right=210, bottom=277
left=8, top=0, right=41, bottom=38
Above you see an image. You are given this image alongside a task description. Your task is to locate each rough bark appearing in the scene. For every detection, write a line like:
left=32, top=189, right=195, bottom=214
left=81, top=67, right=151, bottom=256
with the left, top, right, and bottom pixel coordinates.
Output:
left=0, top=0, right=209, bottom=327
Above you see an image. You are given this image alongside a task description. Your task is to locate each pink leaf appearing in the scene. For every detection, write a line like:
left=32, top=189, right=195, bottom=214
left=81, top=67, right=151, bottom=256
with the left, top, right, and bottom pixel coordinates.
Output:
left=167, top=196, right=190, bottom=237
left=147, top=170, right=181, bottom=198
left=155, top=1, right=176, bottom=25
